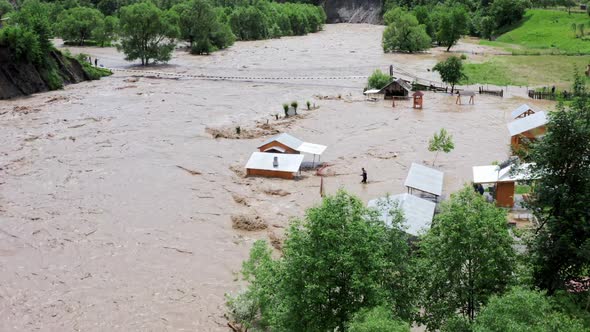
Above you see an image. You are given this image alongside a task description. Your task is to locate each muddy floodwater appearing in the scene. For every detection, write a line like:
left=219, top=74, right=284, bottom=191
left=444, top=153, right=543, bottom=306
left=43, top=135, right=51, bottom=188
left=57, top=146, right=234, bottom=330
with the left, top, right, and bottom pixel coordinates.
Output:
left=0, top=24, right=554, bottom=331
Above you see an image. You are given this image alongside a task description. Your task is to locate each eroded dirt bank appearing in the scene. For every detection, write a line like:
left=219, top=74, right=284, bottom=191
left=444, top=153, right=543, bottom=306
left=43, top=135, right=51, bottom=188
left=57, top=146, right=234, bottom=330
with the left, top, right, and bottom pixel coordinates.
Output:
left=0, top=24, right=554, bottom=331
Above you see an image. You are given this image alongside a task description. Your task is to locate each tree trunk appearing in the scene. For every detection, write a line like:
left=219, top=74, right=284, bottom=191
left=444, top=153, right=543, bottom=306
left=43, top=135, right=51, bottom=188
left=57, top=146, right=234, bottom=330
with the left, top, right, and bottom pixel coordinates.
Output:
left=432, top=151, right=439, bottom=166
left=446, top=44, right=452, bottom=52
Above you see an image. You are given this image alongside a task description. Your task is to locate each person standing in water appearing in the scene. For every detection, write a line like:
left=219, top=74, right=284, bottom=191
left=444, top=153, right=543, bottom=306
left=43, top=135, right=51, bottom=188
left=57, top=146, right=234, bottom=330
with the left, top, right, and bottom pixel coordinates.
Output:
left=94, top=58, right=98, bottom=67
left=361, top=168, right=367, bottom=184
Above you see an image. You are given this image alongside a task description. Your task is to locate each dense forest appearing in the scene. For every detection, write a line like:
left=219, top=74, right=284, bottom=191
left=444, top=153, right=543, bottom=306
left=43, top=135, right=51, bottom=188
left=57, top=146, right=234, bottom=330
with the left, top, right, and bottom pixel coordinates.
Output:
left=0, top=0, right=326, bottom=66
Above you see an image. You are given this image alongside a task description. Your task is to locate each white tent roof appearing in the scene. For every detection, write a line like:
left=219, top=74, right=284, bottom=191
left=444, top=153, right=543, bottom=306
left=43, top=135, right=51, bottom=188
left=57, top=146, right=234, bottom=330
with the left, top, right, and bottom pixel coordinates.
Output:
left=511, top=104, right=535, bottom=119
left=258, top=133, right=327, bottom=156
left=297, top=142, right=327, bottom=155
left=507, top=111, right=548, bottom=136
left=472, top=163, right=537, bottom=184
left=404, top=163, right=444, bottom=196
left=368, top=193, right=436, bottom=236
left=364, top=89, right=381, bottom=95
left=245, top=152, right=304, bottom=173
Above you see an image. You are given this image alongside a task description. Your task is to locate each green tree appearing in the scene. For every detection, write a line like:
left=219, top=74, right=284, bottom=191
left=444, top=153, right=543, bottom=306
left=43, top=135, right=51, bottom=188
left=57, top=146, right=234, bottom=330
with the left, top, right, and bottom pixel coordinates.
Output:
left=428, top=128, right=454, bottom=166
left=56, top=7, right=104, bottom=46
left=117, top=2, right=179, bottom=65
left=382, top=8, right=431, bottom=53
left=433, top=56, right=466, bottom=93
left=172, top=0, right=229, bottom=54
left=417, top=186, right=515, bottom=330
left=490, top=0, right=526, bottom=29
left=436, top=5, right=469, bottom=51
left=473, top=288, right=585, bottom=331
left=527, top=81, right=590, bottom=294
left=93, top=15, right=118, bottom=47
left=97, top=0, right=119, bottom=16
left=367, top=69, right=391, bottom=90
left=231, top=190, right=415, bottom=331
left=0, top=0, right=13, bottom=19
left=479, top=15, right=495, bottom=40
left=348, top=306, right=411, bottom=332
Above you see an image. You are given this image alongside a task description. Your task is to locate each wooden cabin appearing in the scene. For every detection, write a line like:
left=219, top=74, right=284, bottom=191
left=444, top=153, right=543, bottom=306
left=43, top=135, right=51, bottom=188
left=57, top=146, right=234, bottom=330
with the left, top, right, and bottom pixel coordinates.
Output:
left=507, top=111, right=548, bottom=152
left=412, top=91, right=424, bottom=109
left=380, top=78, right=412, bottom=99
left=245, top=152, right=304, bottom=179
left=472, top=163, right=537, bottom=208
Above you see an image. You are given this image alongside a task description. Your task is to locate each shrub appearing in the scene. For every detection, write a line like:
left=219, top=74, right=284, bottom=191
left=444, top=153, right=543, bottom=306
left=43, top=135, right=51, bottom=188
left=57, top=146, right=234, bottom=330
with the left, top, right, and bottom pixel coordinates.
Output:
left=367, top=69, right=391, bottom=90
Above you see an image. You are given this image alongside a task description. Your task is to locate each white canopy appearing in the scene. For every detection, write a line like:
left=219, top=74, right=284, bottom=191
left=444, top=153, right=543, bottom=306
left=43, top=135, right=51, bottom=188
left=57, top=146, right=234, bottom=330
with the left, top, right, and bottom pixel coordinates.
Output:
left=364, top=89, right=381, bottom=95
left=507, top=111, right=548, bottom=136
left=368, top=193, right=436, bottom=236
left=472, top=163, right=537, bottom=184
left=511, top=104, right=535, bottom=119
left=297, top=142, right=327, bottom=155
left=404, top=163, right=444, bottom=196
left=245, top=152, right=304, bottom=173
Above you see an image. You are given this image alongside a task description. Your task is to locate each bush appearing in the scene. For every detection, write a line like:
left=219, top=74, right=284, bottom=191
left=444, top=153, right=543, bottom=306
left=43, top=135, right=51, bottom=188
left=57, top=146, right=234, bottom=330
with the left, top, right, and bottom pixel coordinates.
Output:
left=348, top=306, right=410, bottom=332
left=367, top=69, right=391, bottom=90
left=0, top=26, right=42, bottom=64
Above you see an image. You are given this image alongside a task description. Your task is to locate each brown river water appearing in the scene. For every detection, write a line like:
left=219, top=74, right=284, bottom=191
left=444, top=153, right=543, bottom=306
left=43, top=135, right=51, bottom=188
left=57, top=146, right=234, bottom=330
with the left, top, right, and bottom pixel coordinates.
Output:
left=0, top=24, right=554, bottom=331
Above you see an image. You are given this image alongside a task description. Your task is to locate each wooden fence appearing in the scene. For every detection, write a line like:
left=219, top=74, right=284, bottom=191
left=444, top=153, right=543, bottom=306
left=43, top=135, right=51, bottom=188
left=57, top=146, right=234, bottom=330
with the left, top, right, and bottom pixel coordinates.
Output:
left=528, top=90, right=558, bottom=100
left=479, top=87, right=503, bottom=97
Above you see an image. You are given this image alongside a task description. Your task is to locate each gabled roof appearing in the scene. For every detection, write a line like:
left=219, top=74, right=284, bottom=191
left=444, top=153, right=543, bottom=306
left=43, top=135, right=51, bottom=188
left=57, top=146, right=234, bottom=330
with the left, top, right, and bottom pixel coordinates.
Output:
left=258, top=133, right=327, bottom=155
left=507, top=111, right=548, bottom=136
left=511, top=104, right=536, bottom=119
left=404, top=163, right=444, bottom=196
left=472, top=163, right=538, bottom=184
left=380, top=78, right=412, bottom=93
left=368, top=193, right=436, bottom=236
left=245, top=152, right=304, bottom=173
left=258, top=133, right=303, bottom=150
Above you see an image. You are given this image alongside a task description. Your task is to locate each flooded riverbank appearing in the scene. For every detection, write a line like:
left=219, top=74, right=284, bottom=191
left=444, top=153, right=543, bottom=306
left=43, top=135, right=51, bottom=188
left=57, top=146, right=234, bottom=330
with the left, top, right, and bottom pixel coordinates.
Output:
left=0, top=24, right=554, bottom=331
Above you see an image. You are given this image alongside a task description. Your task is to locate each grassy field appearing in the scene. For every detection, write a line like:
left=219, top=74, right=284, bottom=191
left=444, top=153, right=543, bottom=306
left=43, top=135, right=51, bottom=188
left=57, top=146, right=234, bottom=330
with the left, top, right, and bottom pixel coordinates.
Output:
left=481, top=9, right=590, bottom=54
left=462, top=55, right=590, bottom=87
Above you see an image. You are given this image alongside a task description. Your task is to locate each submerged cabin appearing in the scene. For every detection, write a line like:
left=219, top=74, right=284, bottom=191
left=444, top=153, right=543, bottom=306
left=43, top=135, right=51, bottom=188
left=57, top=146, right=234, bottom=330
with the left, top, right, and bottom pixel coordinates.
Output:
left=245, top=152, right=304, bottom=179
left=257, top=133, right=327, bottom=166
left=511, top=104, right=536, bottom=119
left=507, top=111, right=548, bottom=152
left=380, top=78, right=412, bottom=99
left=368, top=193, right=436, bottom=237
left=404, top=163, right=444, bottom=202
left=473, top=163, right=537, bottom=208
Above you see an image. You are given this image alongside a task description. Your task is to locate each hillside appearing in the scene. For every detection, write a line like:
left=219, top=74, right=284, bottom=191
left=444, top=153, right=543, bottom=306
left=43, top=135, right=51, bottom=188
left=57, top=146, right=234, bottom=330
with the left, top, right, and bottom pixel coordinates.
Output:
left=482, top=9, right=590, bottom=54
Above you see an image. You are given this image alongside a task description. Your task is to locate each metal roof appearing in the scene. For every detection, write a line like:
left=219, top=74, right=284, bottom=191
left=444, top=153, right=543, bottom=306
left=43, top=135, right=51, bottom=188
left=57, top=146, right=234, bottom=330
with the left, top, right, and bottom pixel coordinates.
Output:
left=404, top=163, right=444, bottom=196
left=245, top=152, right=304, bottom=173
left=472, top=163, right=538, bottom=184
left=511, top=104, right=535, bottom=119
left=262, top=146, right=286, bottom=153
left=507, top=111, right=548, bottom=136
left=368, top=193, right=435, bottom=236
left=297, top=142, right=327, bottom=155
left=258, top=133, right=304, bottom=150
left=379, top=78, right=411, bottom=93
left=258, top=133, right=327, bottom=155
